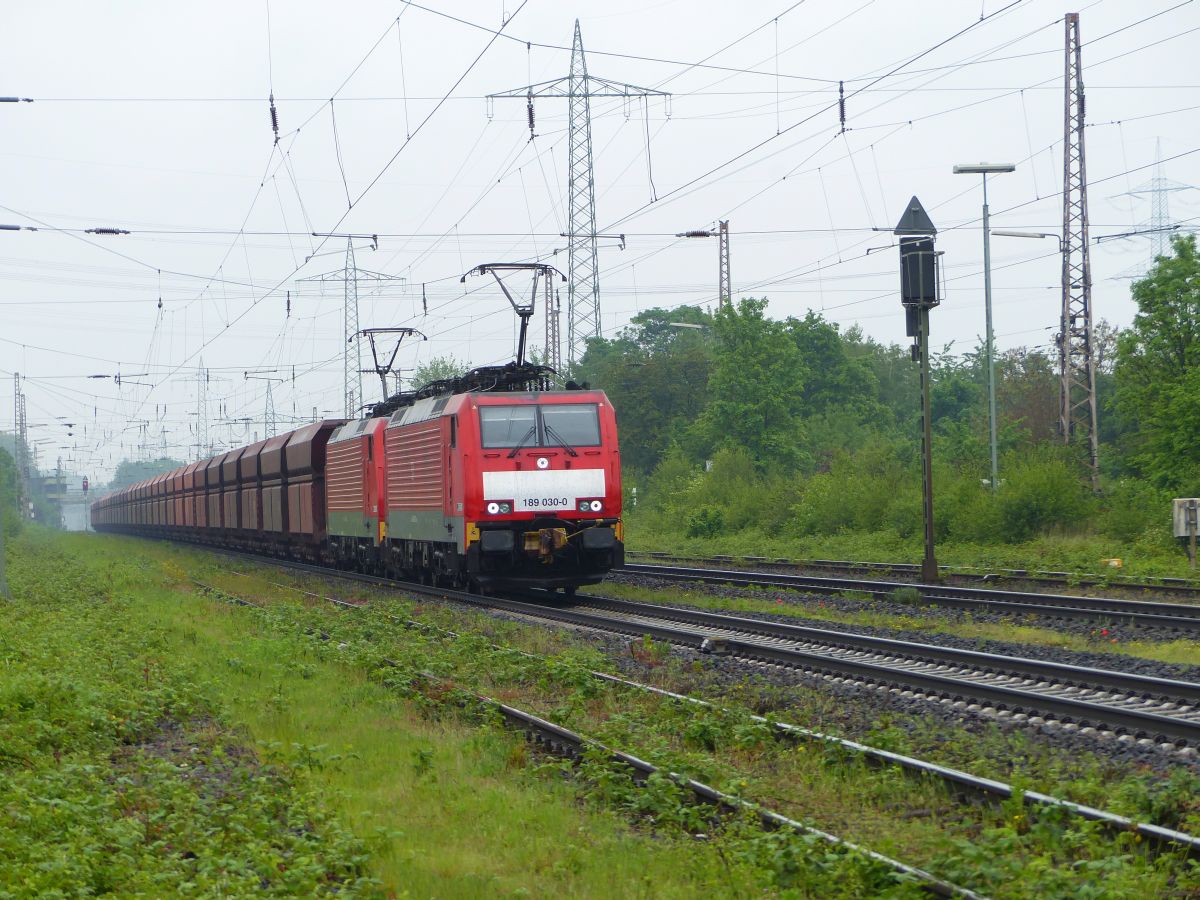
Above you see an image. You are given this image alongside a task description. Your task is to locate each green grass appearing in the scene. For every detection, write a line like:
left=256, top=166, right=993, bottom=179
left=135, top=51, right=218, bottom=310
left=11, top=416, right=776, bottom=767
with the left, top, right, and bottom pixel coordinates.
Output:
left=585, top=580, right=1200, bottom=667
left=0, top=534, right=376, bottom=897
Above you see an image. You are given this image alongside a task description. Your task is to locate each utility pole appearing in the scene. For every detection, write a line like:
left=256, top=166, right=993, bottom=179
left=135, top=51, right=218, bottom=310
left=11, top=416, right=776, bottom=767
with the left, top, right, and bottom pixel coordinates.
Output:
left=718, top=220, right=731, bottom=306
left=677, top=221, right=733, bottom=307
left=488, top=20, right=669, bottom=369
left=895, top=196, right=942, bottom=584
left=343, top=238, right=361, bottom=418
left=1059, top=12, right=1100, bottom=490
left=953, top=163, right=1016, bottom=493
left=193, top=359, right=210, bottom=459
left=13, top=374, right=29, bottom=518
left=545, top=287, right=562, bottom=373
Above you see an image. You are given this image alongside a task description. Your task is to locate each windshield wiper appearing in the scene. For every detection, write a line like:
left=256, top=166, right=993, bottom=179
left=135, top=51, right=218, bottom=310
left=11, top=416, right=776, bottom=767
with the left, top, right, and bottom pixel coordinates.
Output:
left=507, top=425, right=537, bottom=458
left=544, top=423, right=578, bottom=457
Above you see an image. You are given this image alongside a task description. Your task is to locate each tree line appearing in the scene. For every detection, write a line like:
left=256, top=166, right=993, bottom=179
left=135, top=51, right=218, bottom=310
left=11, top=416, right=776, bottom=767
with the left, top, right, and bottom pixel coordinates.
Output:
left=575, top=235, right=1200, bottom=550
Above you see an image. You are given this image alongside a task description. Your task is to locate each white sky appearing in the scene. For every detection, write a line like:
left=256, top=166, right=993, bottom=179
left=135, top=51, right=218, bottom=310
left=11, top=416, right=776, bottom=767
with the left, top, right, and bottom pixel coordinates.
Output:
left=2, top=0, right=1197, bottom=480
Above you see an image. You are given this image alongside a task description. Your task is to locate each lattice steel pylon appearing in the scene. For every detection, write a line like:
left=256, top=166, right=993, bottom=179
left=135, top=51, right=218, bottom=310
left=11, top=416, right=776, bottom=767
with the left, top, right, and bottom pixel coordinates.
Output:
left=194, top=359, right=210, bottom=459
left=13, top=373, right=28, bottom=514
left=265, top=382, right=277, bottom=438
left=718, top=220, right=732, bottom=306
left=1058, top=12, right=1099, bottom=490
left=1114, top=139, right=1196, bottom=276
left=566, top=21, right=599, bottom=368
left=488, top=20, right=669, bottom=370
left=299, top=240, right=403, bottom=417
left=343, top=238, right=362, bottom=418
left=545, top=287, right=562, bottom=372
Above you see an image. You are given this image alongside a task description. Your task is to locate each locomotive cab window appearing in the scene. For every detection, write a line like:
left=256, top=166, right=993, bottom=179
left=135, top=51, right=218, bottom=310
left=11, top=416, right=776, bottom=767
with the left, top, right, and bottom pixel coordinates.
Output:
left=479, top=405, right=538, bottom=448
left=540, top=404, right=600, bottom=447
left=478, top=403, right=601, bottom=448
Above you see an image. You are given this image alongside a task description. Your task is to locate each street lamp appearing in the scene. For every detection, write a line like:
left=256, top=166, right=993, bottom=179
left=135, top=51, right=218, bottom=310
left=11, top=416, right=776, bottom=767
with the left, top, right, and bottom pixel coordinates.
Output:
left=953, top=162, right=1016, bottom=493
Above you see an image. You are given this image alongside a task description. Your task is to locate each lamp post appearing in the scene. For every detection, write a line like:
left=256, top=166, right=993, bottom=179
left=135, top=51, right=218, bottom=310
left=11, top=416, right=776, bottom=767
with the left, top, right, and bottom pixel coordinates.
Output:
left=953, top=163, right=1015, bottom=493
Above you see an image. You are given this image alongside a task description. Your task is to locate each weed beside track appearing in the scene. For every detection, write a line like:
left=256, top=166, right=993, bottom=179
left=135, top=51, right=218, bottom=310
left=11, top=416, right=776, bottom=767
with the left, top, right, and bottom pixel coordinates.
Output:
left=0, top=533, right=377, bottom=897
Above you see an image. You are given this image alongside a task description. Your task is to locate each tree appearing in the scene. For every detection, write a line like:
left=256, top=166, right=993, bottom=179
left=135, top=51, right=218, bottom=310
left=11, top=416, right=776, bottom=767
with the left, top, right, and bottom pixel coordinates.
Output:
left=786, top=312, right=880, bottom=416
left=995, top=347, right=1058, bottom=443
left=411, top=355, right=466, bottom=388
left=689, top=298, right=808, bottom=469
left=579, top=307, right=714, bottom=473
left=106, top=457, right=185, bottom=492
left=1114, top=235, right=1200, bottom=492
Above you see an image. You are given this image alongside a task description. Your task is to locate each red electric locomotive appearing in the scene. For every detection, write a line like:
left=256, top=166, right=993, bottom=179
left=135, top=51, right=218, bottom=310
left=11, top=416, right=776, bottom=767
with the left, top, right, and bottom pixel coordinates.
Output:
left=376, top=377, right=623, bottom=592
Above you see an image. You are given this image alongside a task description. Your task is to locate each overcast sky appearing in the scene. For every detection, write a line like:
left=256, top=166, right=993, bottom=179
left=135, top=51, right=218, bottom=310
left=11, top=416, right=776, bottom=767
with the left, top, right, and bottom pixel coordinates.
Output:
left=3, top=0, right=1197, bottom=480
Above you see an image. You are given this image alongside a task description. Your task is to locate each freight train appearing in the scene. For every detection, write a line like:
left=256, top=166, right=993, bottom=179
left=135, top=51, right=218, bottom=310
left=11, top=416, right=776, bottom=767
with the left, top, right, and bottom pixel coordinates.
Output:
left=91, top=363, right=624, bottom=594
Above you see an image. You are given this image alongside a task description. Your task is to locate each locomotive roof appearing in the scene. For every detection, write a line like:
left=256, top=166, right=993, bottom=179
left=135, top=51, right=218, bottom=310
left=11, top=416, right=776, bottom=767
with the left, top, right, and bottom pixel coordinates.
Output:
left=368, top=360, right=601, bottom=418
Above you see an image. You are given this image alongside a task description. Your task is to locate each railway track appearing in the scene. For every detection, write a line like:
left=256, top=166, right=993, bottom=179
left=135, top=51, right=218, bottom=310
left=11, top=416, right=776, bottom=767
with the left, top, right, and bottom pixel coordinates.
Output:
left=221, top=565, right=1200, bottom=855
left=567, top=593, right=1200, bottom=748
left=627, top=551, right=1200, bottom=598
left=617, top=561, right=1200, bottom=632
left=205, top=548, right=1200, bottom=748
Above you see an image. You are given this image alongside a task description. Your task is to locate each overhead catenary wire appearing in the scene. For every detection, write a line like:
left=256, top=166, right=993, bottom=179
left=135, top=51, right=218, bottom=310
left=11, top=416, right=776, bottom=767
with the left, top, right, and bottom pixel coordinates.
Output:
left=11, top=0, right=1198, bottom=477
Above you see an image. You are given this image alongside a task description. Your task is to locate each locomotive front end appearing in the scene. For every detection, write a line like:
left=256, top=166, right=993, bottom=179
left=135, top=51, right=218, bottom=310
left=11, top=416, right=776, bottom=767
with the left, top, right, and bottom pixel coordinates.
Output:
left=464, top=391, right=623, bottom=592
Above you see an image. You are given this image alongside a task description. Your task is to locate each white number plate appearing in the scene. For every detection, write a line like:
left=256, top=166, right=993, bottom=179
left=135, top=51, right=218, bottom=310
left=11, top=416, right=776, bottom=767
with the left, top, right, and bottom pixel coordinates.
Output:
left=483, top=469, right=606, bottom=513
left=518, top=496, right=572, bottom=512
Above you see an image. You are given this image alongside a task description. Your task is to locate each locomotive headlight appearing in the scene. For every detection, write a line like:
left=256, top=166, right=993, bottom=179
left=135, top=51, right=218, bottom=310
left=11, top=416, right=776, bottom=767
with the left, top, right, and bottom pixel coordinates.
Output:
left=487, top=502, right=500, bottom=515
left=589, top=500, right=603, bottom=512
left=499, top=502, right=512, bottom=514
left=578, top=500, right=590, bottom=512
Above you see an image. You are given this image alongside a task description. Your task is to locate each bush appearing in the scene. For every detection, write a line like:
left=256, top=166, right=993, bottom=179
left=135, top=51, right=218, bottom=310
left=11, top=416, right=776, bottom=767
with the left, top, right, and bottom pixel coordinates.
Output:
left=685, top=507, right=725, bottom=538
left=1097, top=478, right=1170, bottom=543
left=993, top=450, right=1095, bottom=542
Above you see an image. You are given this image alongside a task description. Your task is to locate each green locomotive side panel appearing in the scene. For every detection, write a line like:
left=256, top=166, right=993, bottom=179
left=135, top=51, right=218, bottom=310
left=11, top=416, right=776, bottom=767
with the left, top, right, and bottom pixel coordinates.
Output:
left=387, top=510, right=464, bottom=545
left=327, top=509, right=375, bottom=540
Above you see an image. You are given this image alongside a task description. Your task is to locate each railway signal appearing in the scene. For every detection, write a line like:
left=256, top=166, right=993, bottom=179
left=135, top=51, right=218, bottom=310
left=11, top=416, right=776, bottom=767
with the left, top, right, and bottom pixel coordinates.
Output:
left=895, top=196, right=942, bottom=584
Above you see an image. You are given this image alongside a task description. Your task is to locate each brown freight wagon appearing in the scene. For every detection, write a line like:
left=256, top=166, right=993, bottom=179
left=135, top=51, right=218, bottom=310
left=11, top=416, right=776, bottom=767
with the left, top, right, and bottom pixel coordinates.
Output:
left=259, top=433, right=290, bottom=536
left=182, top=460, right=202, bottom=528
left=221, top=447, right=246, bottom=536
left=283, top=420, right=343, bottom=550
left=202, top=455, right=223, bottom=529
left=238, top=440, right=267, bottom=533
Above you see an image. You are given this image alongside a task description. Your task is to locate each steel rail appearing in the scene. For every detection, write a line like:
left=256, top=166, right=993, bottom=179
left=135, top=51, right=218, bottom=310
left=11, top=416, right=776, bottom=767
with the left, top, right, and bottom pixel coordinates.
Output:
left=564, top=605, right=1200, bottom=745
left=573, top=594, right=1200, bottom=703
left=211, top=555, right=1200, bottom=854
left=617, top=562, right=1200, bottom=630
left=628, top=550, right=1200, bottom=597
left=195, top=577, right=972, bottom=897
